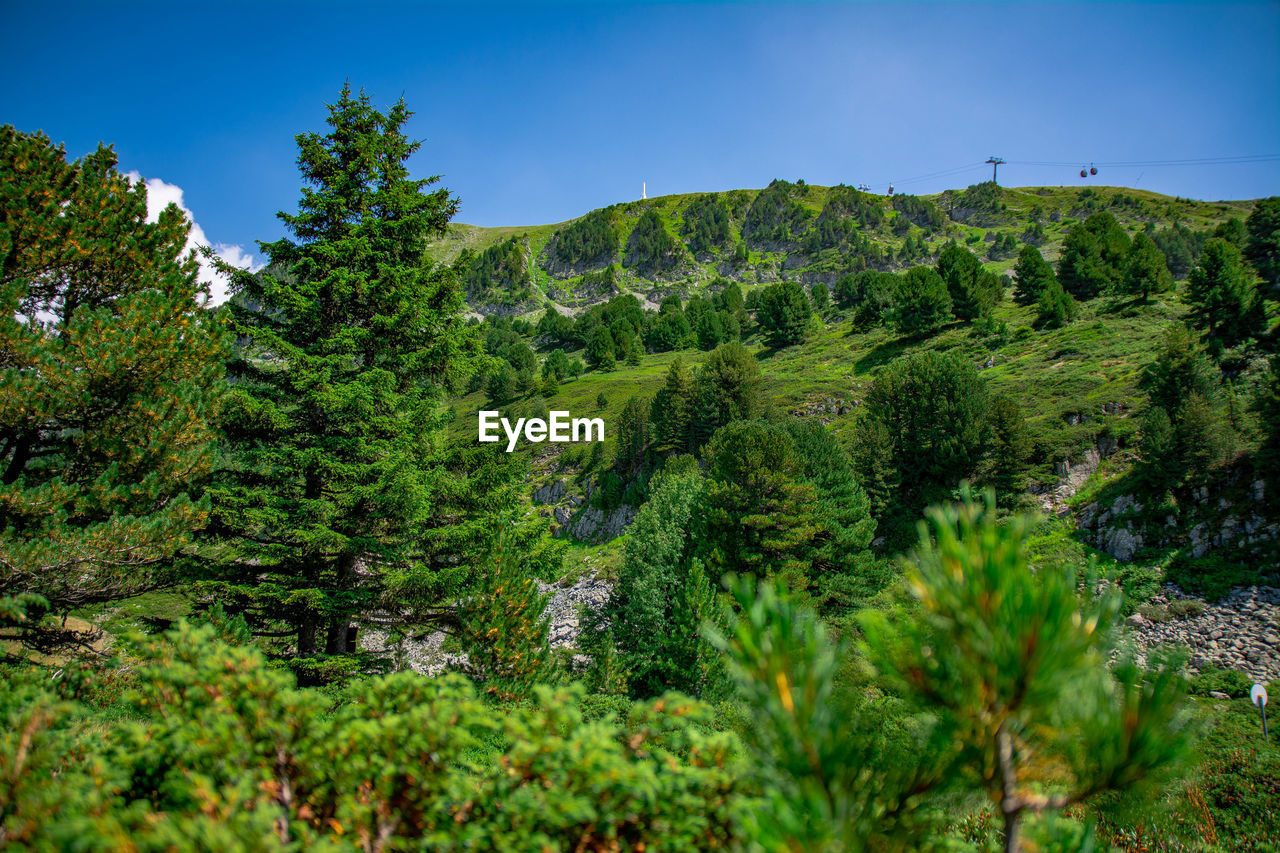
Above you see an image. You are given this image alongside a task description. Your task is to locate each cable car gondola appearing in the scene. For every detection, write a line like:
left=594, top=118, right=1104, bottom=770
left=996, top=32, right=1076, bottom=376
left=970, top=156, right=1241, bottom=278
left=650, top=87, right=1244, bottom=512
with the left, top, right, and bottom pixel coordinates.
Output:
left=1089, top=164, right=1097, bottom=176
left=1080, top=168, right=1088, bottom=178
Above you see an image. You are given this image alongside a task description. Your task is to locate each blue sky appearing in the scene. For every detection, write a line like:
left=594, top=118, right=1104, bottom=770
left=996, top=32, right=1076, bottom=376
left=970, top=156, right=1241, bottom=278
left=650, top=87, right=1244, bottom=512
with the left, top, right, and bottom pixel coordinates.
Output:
left=3, top=1, right=1278, bottom=276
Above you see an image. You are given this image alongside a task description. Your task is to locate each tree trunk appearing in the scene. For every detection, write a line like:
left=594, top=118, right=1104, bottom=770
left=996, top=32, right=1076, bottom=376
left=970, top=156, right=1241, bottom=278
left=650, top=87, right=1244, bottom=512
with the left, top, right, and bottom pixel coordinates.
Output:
left=324, top=616, right=351, bottom=654
left=996, top=723, right=1022, bottom=853
left=1002, top=808, right=1021, bottom=853
left=323, top=552, right=358, bottom=655
left=297, top=620, right=317, bottom=656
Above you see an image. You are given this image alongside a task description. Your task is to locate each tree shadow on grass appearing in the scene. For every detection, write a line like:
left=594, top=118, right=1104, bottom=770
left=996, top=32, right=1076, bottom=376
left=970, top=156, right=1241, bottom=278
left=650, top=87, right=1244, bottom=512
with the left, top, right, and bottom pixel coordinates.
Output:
left=854, top=336, right=912, bottom=373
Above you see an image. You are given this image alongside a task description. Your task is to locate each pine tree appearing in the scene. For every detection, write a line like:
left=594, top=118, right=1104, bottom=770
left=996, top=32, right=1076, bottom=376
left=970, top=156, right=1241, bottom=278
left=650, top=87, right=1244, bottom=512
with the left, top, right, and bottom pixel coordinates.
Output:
left=1057, top=212, right=1130, bottom=299
left=457, top=534, right=557, bottom=701
left=856, top=350, right=990, bottom=534
left=1035, top=278, right=1078, bottom=328
left=1121, top=232, right=1173, bottom=300
left=599, top=467, right=725, bottom=698
left=757, top=280, right=811, bottom=347
left=1012, top=244, right=1056, bottom=306
left=208, top=87, right=479, bottom=670
left=937, top=244, right=999, bottom=319
left=1244, top=196, right=1280, bottom=287
left=487, top=363, right=517, bottom=403
left=650, top=357, right=695, bottom=453
left=809, top=281, right=830, bottom=313
left=689, top=342, right=762, bottom=448
left=1252, top=357, right=1280, bottom=483
left=625, top=336, right=643, bottom=366
left=862, top=490, right=1189, bottom=853
left=697, top=421, right=819, bottom=588
left=0, top=126, right=227, bottom=654
left=1186, top=238, right=1265, bottom=352
left=783, top=420, right=882, bottom=608
left=613, top=396, right=650, bottom=474
left=891, top=267, right=953, bottom=336
left=586, top=326, right=616, bottom=371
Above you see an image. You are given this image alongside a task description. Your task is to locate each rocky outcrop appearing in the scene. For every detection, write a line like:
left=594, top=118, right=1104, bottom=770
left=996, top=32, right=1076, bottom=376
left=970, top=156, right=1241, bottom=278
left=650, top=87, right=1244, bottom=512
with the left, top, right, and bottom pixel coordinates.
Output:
left=534, top=478, right=637, bottom=543
left=533, top=479, right=569, bottom=505
left=1125, top=585, right=1280, bottom=683
left=357, top=569, right=615, bottom=675
left=1032, top=437, right=1118, bottom=517
left=558, top=504, right=636, bottom=542
left=789, top=396, right=857, bottom=421
left=537, top=572, right=613, bottom=647
left=1077, top=477, right=1280, bottom=565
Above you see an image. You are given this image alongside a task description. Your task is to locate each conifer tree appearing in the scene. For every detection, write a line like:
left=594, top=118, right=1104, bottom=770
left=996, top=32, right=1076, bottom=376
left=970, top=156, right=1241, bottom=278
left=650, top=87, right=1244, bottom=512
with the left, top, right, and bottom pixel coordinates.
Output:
left=1012, top=244, right=1055, bottom=306
left=650, top=357, right=695, bottom=453
left=598, top=467, right=726, bottom=698
left=757, top=280, right=811, bottom=347
left=697, top=421, right=819, bottom=588
left=613, top=396, right=650, bottom=474
left=891, top=267, right=953, bottom=336
left=0, top=126, right=226, bottom=654
left=1186, top=237, right=1265, bottom=352
left=1121, top=232, right=1173, bottom=300
left=457, top=534, right=557, bottom=701
left=1035, top=278, right=1078, bottom=328
left=586, top=325, right=616, bottom=371
left=689, top=342, right=762, bottom=447
left=783, top=420, right=883, bottom=608
left=862, top=490, right=1189, bottom=853
left=1057, top=212, right=1129, bottom=299
left=937, top=244, right=999, bottom=319
left=208, top=87, right=479, bottom=669
left=1244, top=196, right=1280, bottom=288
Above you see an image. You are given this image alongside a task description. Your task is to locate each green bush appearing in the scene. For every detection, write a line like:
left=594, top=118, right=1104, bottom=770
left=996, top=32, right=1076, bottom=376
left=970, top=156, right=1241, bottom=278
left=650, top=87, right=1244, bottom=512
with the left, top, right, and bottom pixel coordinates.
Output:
left=1165, top=551, right=1255, bottom=602
left=1188, top=664, right=1253, bottom=698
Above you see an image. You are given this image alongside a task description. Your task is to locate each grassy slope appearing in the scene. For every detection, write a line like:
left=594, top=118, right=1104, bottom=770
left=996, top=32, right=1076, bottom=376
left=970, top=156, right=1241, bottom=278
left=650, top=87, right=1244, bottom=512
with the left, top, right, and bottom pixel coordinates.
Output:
left=453, top=289, right=1207, bottom=492
left=430, top=183, right=1257, bottom=314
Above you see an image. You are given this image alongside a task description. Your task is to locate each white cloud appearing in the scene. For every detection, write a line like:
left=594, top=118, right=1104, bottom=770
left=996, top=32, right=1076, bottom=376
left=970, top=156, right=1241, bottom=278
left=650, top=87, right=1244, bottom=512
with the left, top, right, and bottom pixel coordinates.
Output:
left=125, top=171, right=261, bottom=306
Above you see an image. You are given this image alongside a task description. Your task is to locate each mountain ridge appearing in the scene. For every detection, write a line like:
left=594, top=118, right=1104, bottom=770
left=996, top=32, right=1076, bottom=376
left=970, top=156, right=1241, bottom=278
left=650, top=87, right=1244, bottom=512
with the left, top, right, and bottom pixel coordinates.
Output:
left=429, top=181, right=1258, bottom=316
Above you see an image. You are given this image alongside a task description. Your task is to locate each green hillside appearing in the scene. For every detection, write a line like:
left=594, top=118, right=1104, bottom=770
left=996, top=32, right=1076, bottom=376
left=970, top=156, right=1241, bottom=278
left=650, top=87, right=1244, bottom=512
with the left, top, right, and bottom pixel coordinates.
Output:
left=448, top=181, right=1268, bottom=494
left=10, top=105, right=1280, bottom=852
left=431, top=181, right=1256, bottom=317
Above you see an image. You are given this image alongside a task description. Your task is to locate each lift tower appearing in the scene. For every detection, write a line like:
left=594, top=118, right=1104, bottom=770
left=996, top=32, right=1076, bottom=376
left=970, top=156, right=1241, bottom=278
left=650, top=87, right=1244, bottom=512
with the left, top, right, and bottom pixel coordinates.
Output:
left=985, top=156, right=1006, bottom=185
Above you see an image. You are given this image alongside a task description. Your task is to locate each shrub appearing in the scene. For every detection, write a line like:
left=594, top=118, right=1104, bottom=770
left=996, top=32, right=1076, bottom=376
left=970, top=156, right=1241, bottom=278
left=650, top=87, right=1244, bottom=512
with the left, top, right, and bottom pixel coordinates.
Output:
left=1188, top=665, right=1252, bottom=698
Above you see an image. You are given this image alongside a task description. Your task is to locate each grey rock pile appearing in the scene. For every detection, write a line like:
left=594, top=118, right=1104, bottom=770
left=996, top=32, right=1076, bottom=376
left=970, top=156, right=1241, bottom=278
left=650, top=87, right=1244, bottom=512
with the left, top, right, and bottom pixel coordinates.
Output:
left=1125, top=585, right=1280, bottom=682
left=537, top=572, right=613, bottom=648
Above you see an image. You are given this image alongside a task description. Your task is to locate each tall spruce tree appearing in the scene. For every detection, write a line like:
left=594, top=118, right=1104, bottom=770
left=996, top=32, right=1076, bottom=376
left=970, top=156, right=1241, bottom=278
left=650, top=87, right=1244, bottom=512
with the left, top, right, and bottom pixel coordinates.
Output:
left=1185, top=237, right=1265, bottom=352
left=756, top=280, right=811, bottom=347
left=1244, top=196, right=1280, bottom=288
left=0, top=127, right=227, bottom=654
left=1120, top=231, right=1173, bottom=301
left=1012, top=244, right=1056, bottom=306
left=208, top=87, right=480, bottom=671
left=650, top=357, right=695, bottom=453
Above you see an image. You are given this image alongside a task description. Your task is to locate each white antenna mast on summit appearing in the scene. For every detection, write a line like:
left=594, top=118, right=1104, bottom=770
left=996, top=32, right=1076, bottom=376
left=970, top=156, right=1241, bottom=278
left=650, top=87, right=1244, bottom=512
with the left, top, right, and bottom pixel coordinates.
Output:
left=642, top=181, right=646, bottom=200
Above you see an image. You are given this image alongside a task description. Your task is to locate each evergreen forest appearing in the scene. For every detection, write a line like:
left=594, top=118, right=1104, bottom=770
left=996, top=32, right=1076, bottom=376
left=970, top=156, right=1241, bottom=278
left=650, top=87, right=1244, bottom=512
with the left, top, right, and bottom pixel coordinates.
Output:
left=3, top=87, right=1280, bottom=852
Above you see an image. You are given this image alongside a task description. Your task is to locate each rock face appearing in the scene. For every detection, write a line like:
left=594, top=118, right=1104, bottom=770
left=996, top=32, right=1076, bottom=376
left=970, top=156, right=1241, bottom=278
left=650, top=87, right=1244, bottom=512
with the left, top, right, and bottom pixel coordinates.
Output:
left=533, top=478, right=638, bottom=543
left=358, top=570, right=615, bottom=675
left=1076, top=493, right=1147, bottom=560
left=1034, top=442, right=1109, bottom=517
left=1077, top=475, right=1280, bottom=568
left=1125, top=585, right=1280, bottom=683
left=537, top=573, right=613, bottom=648
left=559, top=504, right=637, bottom=542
